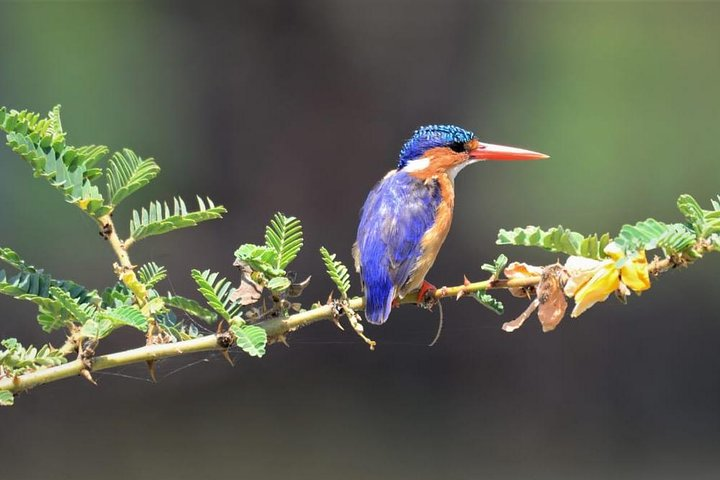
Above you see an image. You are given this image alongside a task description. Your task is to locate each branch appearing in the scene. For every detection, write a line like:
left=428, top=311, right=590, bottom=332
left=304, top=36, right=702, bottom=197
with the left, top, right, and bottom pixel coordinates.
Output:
left=0, top=276, right=541, bottom=394
left=97, top=214, right=132, bottom=270
left=0, top=248, right=700, bottom=396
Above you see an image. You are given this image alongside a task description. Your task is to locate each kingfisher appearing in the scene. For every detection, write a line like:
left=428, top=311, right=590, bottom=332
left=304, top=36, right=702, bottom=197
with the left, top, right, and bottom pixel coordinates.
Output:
left=353, top=124, right=548, bottom=325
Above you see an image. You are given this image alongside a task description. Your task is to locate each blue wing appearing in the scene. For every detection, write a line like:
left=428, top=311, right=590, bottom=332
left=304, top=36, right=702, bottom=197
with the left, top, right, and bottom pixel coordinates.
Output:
left=354, top=171, right=441, bottom=324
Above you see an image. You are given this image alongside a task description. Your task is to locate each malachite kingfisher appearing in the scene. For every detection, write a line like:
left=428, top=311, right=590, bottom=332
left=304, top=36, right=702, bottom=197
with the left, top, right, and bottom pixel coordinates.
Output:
left=353, top=124, right=548, bottom=325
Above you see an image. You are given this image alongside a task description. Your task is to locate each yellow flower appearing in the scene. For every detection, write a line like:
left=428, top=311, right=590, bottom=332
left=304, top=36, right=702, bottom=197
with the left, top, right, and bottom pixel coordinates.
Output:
left=121, top=270, right=147, bottom=303
left=605, top=242, right=651, bottom=293
left=75, top=198, right=91, bottom=211
left=564, top=242, right=650, bottom=317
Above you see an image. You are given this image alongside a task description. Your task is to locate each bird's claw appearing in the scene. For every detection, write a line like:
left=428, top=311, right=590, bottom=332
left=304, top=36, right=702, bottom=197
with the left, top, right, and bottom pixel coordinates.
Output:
left=417, top=280, right=438, bottom=310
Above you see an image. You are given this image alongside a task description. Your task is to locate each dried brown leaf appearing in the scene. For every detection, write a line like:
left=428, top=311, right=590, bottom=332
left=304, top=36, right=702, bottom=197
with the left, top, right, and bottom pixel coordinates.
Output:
left=502, top=299, right=539, bottom=333
left=230, top=260, right=264, bottom=305
left=536, top=264, right=568, bottom=332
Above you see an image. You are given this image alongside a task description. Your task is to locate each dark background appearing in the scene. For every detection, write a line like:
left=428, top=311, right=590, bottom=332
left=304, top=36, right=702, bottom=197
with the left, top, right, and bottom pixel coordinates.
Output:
left=2, top=2, right=720, bottom=479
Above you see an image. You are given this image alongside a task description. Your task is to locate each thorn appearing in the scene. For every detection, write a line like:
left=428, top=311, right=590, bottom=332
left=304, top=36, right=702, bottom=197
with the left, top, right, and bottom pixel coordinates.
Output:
left=331, top=316, right=344, bottom=330
left=463, top=275, right=471, bottom=286
left=456, top=290, right=466, bottom=301
left=327, top=291, right=334, bottom=304
left=79, top=368, right=97, bottom=386
left=216, top=320, right=225, bottom=335
left=277, top=334, right=290, bottom=347
left=146, top=360, right=157, bottom=383
left=221, top=349, right=234, bottom=366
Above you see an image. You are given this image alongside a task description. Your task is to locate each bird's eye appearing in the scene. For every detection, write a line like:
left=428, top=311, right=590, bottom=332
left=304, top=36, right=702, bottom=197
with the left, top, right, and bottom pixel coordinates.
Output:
left=448, top=142, right=466, bottom=153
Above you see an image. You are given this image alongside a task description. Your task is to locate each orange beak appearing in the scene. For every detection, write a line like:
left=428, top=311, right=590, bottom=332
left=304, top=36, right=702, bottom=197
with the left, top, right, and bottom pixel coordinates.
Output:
left=469, top=142, right=549, bottom=161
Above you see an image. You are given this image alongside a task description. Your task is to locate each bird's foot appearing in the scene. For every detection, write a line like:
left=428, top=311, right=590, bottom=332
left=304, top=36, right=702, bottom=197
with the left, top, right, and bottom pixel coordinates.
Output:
left=417, top=280, right=438, bottom=310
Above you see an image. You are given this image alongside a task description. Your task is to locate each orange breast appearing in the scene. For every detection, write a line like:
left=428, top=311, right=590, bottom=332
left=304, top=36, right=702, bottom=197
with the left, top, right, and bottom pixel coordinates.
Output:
left=399, top=172, right=455, bottom=297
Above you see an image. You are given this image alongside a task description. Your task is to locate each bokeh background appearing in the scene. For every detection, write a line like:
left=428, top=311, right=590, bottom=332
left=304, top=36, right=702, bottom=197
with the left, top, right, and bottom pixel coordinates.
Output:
left=2, top=1, right=720, bottom=479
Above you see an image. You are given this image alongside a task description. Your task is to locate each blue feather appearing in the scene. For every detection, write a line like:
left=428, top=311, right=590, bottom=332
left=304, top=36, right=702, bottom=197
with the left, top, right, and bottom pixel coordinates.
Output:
left=355, top=171, right=441, bottom=324
left=398, top=124, right=474, bottom=169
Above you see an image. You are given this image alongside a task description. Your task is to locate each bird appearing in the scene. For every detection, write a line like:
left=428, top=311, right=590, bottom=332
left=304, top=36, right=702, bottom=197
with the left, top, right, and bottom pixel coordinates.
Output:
left=353, top=124, right=548, bottom=325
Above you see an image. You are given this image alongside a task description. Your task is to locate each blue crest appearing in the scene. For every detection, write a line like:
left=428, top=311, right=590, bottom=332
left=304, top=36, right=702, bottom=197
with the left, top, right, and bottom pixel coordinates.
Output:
left=397, top=124, right=475, bottom=169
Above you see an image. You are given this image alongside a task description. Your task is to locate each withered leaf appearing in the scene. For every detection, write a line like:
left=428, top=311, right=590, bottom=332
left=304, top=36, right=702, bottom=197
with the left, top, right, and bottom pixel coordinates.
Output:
left=502, top=299, right=539, bottom=333
left=230, top=260, right=264, bottom=305
left=536, top=264, right=568, bottom=332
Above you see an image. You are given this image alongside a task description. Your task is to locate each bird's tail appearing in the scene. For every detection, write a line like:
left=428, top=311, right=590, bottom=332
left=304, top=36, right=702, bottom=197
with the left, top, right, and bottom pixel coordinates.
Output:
left=364, top=280, right=394, bottom=325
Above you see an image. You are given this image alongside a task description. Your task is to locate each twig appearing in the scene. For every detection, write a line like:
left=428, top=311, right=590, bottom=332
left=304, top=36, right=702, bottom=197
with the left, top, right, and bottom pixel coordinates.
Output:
left=0, top=245, right=703, bottom=395
left=0, top=276, right=537, bottom=394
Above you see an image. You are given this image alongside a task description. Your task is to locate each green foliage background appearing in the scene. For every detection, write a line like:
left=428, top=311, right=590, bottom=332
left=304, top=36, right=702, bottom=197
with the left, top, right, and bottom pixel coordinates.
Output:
left=1, top=2, right=719, bottom=480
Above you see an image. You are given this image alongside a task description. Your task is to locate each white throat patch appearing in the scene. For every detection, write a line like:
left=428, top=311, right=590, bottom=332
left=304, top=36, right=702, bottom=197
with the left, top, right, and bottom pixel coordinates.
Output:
left=447, top=159, right=479, bottom=181
left=402, top=157, right=431, bottom=172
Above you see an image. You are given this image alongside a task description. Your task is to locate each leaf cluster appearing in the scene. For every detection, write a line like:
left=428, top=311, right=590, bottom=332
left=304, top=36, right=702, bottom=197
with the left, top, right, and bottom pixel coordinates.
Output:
left=481, top=254, right=508, bottom=279
left=497, top=226, right=611, bottom=260
left=188, top=269, right=268, bottom=357
left=234, top=213, right=304, bottom=295
left=0, top=338, right=67, bottom=378
left=1, top=105, right=226, bottom=245
left=473, top=291, right=504, bottom=315
left=129, top=196, right=226, bottom=244
left=498, top=194, right=720, bottom=259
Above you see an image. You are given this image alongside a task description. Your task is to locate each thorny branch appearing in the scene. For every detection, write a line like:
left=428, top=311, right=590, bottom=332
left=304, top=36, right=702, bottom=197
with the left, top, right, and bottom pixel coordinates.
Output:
left=0, top=245, right=701, bottom=396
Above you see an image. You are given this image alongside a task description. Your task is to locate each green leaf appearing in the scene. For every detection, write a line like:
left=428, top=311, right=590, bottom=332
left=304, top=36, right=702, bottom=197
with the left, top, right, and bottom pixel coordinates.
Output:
left=266, top=276, right=291, bottom=293
left=0, top=337, right=67, bottom=378
left=106, top=148, right=160, bottom=207
left=264, top=213, right=303, bottom=270
left=99, top=305, right=147, bottom=331
left=230, top=323, right=267, bottom=358
left=481, top=253, right=508, bottom=278
left=615, top=219, right=696, bottom=255
left=497, top=226, right=611, bottom=260
left=0, top=269, right=97, bottom=310
left=473, top=290, right=504, bottom=315
left=156, top=310, right=200, bottom=341
left=36, top=304, right=68, bottom=333
left=658, top=223, right=698, bottom=254
left=0, top=246, right=37, bottom=272
left=6, top=131, right=108, bottom=216
left=49, top=286, right=95, bottom=324
left=163, top=294, right=218, bottom=324
left=0, top=106, right=112, bottom=217
left=319, top=247, right=351, bottom=297
left=677, top=194, right=705, bottom=234
left=0, top=251, right=98, bottom=332
left=66, top=144, right=109, bottom=175
left=137, top=262, right=167, bottom=288
left=129, top=196, right=226, bottom=243
left=234, top=244, right=284, bottom=277
left=0, top=105, right=67, bottom=149
left=100, top=282, right=133, bottom=308
left=0, top=390, right=13, bottom=406
left=190, top=269, right=241, bottom=321
left=80, top=318, right=114, bottom=339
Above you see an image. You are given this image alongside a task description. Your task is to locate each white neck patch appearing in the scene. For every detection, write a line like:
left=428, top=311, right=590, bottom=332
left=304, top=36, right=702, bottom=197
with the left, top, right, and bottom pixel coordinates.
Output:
left=447, top=159, right=479, bottom=181
left=402, top=157, right=431, bottom=172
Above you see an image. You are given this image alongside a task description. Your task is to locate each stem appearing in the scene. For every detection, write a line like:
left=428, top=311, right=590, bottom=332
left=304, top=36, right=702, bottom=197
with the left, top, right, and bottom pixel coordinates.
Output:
left=97, top=214, right=132, bottom=270
left=0, top=246, right=706, bottom=395
left=97, top=213, right=147, bottom=306
left=0, top=276, right=537, bottom=394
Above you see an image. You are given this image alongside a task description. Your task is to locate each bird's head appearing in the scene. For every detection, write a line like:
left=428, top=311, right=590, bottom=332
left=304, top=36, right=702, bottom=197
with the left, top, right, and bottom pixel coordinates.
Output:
left=397, top=124, right=548, bottom=179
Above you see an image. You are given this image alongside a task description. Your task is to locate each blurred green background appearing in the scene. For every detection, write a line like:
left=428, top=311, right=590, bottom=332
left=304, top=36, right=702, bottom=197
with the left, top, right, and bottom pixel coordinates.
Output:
left=1, top=2, right=720, bottom=479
